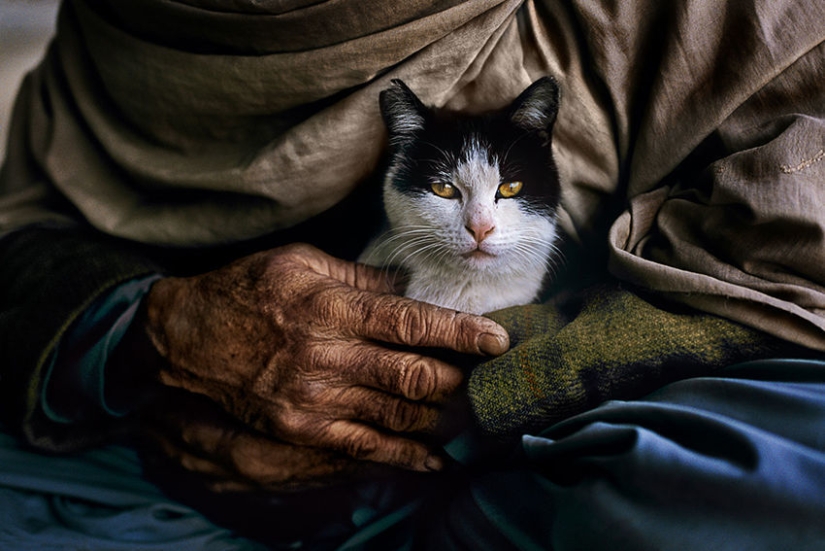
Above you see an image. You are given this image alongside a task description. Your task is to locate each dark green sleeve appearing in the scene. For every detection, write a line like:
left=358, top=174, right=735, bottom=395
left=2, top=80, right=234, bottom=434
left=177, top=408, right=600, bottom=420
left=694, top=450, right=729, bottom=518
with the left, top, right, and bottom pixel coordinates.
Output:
left=0, top=227, right=161, bottom=451
left=470, top=283, right=810, bottom=440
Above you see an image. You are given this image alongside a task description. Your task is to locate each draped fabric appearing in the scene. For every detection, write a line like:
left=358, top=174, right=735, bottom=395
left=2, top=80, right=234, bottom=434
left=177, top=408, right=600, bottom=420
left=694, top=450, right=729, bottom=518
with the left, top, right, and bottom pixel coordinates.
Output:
left=0, top=0, right=531, bottom=244
left=0, top=424, right=267, bottom=550
left=2, top=0, right=824, bottom=352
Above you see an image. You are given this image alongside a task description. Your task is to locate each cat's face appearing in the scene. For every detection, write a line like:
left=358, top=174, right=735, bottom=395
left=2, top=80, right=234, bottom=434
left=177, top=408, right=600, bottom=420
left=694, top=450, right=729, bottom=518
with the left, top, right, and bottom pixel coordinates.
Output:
left=378, top=79, right=561, bottom=279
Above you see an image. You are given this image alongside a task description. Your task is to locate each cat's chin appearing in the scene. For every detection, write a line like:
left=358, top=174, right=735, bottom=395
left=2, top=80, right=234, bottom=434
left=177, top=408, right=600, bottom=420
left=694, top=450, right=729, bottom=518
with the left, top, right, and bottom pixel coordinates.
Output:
left=461, top=249, right=496, bottom=260
left=460, top=249, right=502, bottom=270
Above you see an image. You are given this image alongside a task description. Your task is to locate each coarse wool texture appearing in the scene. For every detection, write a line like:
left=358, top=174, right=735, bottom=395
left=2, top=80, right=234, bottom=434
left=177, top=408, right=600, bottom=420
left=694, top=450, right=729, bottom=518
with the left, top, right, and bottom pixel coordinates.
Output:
left=474, top=283, right=804, bottom=438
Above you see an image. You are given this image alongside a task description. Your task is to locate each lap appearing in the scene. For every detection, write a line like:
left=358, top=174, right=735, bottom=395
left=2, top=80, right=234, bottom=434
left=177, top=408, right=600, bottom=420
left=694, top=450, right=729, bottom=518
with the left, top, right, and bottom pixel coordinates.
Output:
left=414, top=358, right=825, bottom=550
left=3, top=358, right=825, bottom=550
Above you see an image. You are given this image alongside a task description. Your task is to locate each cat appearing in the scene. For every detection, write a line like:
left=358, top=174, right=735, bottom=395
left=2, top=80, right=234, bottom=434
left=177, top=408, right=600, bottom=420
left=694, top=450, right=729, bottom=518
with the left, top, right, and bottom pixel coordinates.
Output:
left=360, top=77, right=563, bottom=315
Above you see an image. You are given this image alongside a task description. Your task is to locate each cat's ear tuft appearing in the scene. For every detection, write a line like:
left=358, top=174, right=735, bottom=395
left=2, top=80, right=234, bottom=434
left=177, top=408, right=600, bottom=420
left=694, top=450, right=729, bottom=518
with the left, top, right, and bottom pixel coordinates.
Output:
left=380, top=79, right=428, bottom=149
left=509, top=77, right=560, bottom=142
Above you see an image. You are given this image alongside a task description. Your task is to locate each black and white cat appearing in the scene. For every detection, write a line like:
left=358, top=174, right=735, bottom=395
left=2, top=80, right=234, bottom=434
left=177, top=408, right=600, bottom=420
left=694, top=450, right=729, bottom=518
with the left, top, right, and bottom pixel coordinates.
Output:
left=361, top=78, right=562, bottom=315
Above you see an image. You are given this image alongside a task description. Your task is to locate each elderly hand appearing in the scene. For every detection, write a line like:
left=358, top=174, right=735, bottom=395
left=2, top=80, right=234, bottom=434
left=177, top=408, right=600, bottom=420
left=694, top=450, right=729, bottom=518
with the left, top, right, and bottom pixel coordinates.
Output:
left=140, top=388, right=366, bottom=492
left=137, top=243, right=509, bottom=474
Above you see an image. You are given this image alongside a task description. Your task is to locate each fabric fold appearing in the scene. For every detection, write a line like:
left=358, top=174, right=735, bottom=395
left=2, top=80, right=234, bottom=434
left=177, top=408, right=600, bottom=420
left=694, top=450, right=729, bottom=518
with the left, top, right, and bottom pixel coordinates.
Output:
left=608, top=37, right=825, bottom=350
left=2, top=0, right=526, bottom=246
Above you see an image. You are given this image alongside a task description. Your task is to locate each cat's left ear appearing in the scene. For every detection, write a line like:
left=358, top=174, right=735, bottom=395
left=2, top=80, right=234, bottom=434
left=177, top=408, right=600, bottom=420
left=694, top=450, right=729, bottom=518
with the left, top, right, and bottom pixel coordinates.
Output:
left=380, top=79, right=428, bottom=150
left=509, top=77, right=560, bottom=143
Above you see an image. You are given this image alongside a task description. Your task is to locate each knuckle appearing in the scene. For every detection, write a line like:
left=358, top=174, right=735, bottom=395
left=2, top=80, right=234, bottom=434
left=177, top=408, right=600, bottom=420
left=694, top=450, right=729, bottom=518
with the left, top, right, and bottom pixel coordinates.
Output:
left=273, top=407, right=311, bottom=440
left=398, top=358, right=436, bottom=401
left=388, top=441, right=427, bottom=470
left=228, top=441, right=258, bottom=476
left=387, top=399, right=419, bottom=432
left=226, top=439, right=280, bottom=484
left=289, top=342, right=338, bottom=382
left=281, top=242, right=314, bottom=257
left=307, top=288, right=352, bottom=329
left=178, top=425, right=198, bottom=447
left=342, top=427, right=380, bottom=460
left=179, top=454, right=201, bottom=473
left=271, top=242, right=315, bottom=268
left=303, top=286, right=330, bottom=312
left=296, top=342, right=325, bottom=371
left=393, top=302, right=431, bottom=346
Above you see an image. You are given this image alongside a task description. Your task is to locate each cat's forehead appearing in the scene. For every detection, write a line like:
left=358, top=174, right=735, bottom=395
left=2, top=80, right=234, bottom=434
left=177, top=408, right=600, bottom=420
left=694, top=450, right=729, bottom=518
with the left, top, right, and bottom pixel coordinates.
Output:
left=421, top=115, right=521, bottom=166
left=459, top=134, right=494, bottom=160
left=453, top=135, right=500, bottom=191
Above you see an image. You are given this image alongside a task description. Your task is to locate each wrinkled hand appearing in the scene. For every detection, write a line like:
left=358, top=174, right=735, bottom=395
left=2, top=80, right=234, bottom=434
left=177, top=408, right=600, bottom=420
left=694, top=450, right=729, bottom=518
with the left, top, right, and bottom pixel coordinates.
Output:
left=141, top=389, right=365, bottom=492
left=140, top=243, right=509, bottom=473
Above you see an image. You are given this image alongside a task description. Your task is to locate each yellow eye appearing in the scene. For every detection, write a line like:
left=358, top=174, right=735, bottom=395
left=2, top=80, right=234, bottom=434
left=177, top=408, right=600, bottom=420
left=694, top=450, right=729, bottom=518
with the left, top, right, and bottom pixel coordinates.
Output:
left=431, top=182, right=458, bottom=199
left=498, top=181, right=523, bottom=198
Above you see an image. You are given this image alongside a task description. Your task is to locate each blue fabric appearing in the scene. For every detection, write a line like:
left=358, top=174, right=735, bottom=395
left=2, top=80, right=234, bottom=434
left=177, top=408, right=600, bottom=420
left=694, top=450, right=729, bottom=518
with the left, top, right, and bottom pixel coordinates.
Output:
left=336, top=358, right=825, bottom=550
left=4, top=358, right=825, bottom=550
left=42, top=275, right=162, bottom=423
left=0, top=427, right=266, bottom=550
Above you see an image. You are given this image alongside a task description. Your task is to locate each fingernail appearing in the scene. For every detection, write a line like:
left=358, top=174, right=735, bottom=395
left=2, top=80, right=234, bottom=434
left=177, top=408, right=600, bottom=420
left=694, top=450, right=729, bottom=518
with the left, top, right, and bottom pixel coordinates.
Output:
left=477, top=332, right=509, bottom=355
left=425, top=455, right=445, bottom=472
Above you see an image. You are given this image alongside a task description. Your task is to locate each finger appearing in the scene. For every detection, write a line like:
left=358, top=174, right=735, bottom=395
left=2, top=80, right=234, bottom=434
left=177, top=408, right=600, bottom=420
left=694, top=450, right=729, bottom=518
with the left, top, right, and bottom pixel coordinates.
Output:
left=326, top=341, right=464, bottom=402
left=284, top=242, right=400, bottom=294
left=345, top=292, right=510, bottom=356
left=144, top=390, right=345, bottom=486
left=207, top=479, right=263, bottom=493
left=144, top=427, right=266, bottom=493
left=277, top=243, right=509, bottom=354
left=145, top=425, right=237, bottom=478
left=149, top=409, right=356, bottom=490
left=334, top=386, right=442, bottom=433
left=339, top=260, right=404, bottom=294
left=319, top=420, right=444, bottom=472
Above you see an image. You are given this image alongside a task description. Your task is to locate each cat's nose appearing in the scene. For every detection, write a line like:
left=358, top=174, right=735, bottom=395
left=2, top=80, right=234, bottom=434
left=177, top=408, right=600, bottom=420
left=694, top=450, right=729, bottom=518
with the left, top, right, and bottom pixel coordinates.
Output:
left=466, top=222, right=496, bottom=243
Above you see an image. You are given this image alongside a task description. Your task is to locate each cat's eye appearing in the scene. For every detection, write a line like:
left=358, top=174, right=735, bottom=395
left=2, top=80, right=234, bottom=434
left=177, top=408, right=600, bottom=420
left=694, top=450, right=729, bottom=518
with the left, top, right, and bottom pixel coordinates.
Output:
left=431, top=182, right=458, bottom=199
left=498, top=181, right=523, bottom=198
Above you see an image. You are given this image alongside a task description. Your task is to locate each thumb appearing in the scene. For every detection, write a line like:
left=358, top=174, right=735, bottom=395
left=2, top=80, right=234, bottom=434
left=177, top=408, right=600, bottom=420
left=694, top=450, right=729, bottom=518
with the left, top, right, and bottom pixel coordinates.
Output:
left=280, top=243, right=401, bottom=293
left=347, top=262, right=407, bottom=294
left=320, top=254, right=406, bottom=294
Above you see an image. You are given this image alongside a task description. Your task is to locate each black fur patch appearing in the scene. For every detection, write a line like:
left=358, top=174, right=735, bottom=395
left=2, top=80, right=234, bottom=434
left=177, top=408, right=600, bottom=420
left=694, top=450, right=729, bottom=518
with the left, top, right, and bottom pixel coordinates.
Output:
left=381, top=78, right=561, bottom=213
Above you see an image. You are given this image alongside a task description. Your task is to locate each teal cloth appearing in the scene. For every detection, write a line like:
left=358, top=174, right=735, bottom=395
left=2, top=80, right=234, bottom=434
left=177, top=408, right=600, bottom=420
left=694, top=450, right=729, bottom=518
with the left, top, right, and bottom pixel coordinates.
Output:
left=0, top=428, right=265, bottom=550
left=41, top=275, right=162, bottom=423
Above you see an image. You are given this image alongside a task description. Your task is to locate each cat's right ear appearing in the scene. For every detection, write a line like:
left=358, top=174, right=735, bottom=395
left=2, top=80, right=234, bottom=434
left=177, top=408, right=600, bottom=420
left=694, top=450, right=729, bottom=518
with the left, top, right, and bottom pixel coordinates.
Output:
left=379, top=79, right=428, bottom=150
left=508, top=77, right=560, bottom=144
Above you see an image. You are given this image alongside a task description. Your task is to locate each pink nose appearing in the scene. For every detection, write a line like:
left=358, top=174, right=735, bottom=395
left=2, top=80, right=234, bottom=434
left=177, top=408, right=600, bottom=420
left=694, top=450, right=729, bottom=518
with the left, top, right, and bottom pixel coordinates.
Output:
left=465, top=221, right=495, bottom=243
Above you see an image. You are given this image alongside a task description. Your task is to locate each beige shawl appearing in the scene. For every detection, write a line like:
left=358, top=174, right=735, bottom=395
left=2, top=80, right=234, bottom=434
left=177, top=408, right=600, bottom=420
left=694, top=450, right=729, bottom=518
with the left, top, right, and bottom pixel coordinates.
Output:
left=2, top=0, right=825, bottom=350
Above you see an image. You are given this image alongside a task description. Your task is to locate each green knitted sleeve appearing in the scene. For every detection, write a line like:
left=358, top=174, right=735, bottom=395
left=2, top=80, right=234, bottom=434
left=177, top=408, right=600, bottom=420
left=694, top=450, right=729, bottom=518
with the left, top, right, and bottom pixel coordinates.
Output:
left=470, top=283, right=805, bottom=439
left=0, top=227, right=161, bottom=451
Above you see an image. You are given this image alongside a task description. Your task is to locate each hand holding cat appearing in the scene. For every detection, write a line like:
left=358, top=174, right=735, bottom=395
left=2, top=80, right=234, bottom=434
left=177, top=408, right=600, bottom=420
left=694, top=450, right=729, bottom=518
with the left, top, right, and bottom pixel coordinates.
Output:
left=135, top=243, right=509, bottom=483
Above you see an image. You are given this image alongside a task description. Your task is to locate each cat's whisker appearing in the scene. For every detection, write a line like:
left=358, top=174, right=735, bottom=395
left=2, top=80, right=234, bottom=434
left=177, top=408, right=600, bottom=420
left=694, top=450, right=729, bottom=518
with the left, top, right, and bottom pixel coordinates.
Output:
left=384, top=241, right=432, bottom=269
left=510, top=236, right=557, bottom=271
left=364, top=232, right=436, bottom=268
left=383, top=235, right=445, bottom=269
left=501, top=130, right=533, bottom=166
left=381, top=227, right=435, bottom=246
left=420, top=140, right=458, bottom=167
